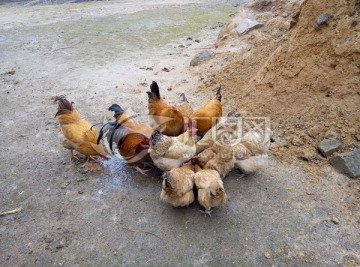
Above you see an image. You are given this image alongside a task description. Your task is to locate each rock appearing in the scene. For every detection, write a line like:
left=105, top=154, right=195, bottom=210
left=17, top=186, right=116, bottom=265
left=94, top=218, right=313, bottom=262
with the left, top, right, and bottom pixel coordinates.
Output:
left=331, top=216, right=339, bottom=224
left=270, top=135, right=288, bottom=147
left=282, top=12, right=289, bottom=18
left=235, top=18, right=263, bottom=35
left=299, top=149, right=316, bottom=161
left=317, top=138, right=342, bottom=157
left=190, top=51, right=214, bottom=66
left=264, top=251, right=272, bottom=259
left=290, top=135, right=304, bottom=147
left=330, top=149, right=360, bottom=178
left=316, top=14, right=330, bottom=26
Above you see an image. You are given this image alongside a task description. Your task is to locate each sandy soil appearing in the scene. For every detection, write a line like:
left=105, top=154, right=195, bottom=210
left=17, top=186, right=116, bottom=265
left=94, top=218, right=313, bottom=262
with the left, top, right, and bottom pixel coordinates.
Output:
left=1, top=0, right=359, bottom=266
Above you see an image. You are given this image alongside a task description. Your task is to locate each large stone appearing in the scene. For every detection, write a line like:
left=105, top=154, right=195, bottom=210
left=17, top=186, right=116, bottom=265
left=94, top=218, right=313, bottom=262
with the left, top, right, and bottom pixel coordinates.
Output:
left=190, top=51, right=213, bottom=66
left=330, top=149, right=360, bottom=178
left=317, top=138, right=342, bottom=157
left=235, top=18, right=263, bottom=35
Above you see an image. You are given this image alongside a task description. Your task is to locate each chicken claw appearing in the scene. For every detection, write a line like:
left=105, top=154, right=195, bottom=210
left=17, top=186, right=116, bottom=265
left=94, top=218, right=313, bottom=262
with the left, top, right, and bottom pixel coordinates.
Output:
left=134, top=166, right=150, bottom=176
left=200, top=208, right=213, bottom=217
left=70, top=150, right=79, bottom=161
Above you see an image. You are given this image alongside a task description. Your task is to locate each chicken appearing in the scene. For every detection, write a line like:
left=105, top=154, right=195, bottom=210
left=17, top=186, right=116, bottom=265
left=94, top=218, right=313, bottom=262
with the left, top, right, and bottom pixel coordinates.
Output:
left=55, top=96, right=107, bottom=162
left=233, top=130, right=270, bottom=174
left=149, top=119, right=197, bottom=171
left=160, top=164, right=195, bottom=207
left=98, top=104, right=153, bottom=166
left=194, top=164, right=227, bottom=216
left=189, top=85, right=222, bottom=136
left=175, top=93, right=193, bottom=125
left=194, top=143, right=235, bottom=179
left=147, top=81, right=184, bottom=136
left=195, top=111, right=239, bottom=154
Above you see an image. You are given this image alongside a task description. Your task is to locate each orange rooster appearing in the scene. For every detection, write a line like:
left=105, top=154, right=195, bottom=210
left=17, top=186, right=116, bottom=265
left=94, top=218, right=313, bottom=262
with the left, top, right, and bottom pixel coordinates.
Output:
left=147, top=81, right=184, bottom=136
left=98, top=104, right=153, bottom=168
left=189, top=85, right=222, bottom=136
left=55, top=96, right=107, bottom=162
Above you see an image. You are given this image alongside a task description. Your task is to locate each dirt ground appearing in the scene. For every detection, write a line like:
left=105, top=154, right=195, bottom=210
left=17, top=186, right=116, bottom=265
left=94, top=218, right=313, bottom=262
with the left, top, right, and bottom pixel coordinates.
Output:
left=1, top=0, right=360, bottom=266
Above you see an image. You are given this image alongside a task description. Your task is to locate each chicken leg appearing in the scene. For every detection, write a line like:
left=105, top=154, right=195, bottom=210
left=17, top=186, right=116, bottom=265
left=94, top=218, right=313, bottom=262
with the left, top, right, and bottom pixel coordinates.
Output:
left=200, top=208, right=213, bottom=217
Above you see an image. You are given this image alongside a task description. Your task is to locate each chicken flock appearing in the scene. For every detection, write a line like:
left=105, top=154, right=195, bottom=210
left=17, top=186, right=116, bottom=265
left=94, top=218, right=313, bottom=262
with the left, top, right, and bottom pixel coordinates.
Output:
left=54, top=81, right=270, bottom=216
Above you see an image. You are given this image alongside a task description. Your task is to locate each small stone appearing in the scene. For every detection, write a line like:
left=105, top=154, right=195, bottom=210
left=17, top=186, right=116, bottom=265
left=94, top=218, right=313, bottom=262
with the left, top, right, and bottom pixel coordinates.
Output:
left=299, top=150, right=315, bottom=161
left=291, top=136, right=304, bottom=147
left=60, top=181, right=70, bottom=189
left=331, top=216, right=339, bottom=224
left=330, top=149, right=360, bottom=178
left=318, top=138, right=342, bottom=157
left=162, top=67, right=170, bottom=72
left=55, top=241, right=64, bottom=249
left=316, top=14, right=330, bottom=26
left=264, top=251, right=272, bottom=259
left=190, top=51, right=214, bottom=67
left=78, top=190, right=84, bottom=194
left=167, top=88, right=172, bottom=91
left=194, top=39, right=200, bottom=43
left=282, top=12, right=289, bottom=18
left=270, top=135, right=288, bottom=147
left=44, top=235, right=54, bottom=243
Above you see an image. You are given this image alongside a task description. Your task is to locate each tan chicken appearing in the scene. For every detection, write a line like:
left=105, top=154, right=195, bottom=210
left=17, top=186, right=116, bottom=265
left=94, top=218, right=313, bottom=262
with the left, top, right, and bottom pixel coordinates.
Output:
left=194, top=143, right=235, bottom=179
left=194, top=164, right=227, bottom=216
left=195, top=111, right=238, bottom=154
left=55, top=96, right=107, bottom=162
left=147, top=81, right=184, bottom=136
left=233, top=130, right=270, bottom=174
left=189, top=85, right=222, bottom=136
left=160, top=164, right=195, bottom=207
left=149, top=120, right=197, bottom=171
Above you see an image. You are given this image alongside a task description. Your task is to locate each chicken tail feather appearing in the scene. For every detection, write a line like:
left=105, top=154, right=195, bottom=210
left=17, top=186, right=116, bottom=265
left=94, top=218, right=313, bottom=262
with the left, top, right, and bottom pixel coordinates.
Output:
left=147, top=81, right=160, bottom=100
left=108, top=104, right=125, bottom=118
left=55, top=96, right=74, bottom=117
left=97, top=122, right=117, bottom=144
left=214, top=85, right=222, bottom=101
left=179, top=93, right=187, bottom=103
left=150, top=130, right=162, bottom=146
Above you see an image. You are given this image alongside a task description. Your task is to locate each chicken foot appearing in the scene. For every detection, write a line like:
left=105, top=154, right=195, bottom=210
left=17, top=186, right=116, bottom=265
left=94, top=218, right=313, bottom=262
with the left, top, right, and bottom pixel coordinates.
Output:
left=70, top=150, right=79, bottom=161
left=200, top=208, right=213, bottom=217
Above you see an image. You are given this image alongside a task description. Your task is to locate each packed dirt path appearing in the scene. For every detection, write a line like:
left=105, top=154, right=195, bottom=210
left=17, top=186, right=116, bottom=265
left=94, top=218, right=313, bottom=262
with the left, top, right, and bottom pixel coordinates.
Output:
left=1, top=0, right=359, bottom=266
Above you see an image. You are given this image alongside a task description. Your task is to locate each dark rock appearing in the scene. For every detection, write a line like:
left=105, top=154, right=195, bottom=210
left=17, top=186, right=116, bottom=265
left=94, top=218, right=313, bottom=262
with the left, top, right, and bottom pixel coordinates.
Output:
left=317, top=138, right=342, bottom=157
left=190, top=51, right=213, bottom=66
left=270, top=135, right=288, bottom=147
left=330, top=149, right=360, bottom=178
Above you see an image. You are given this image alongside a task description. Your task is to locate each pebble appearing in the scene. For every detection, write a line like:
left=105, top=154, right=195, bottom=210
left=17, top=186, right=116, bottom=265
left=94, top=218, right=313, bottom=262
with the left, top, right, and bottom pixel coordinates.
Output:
left=264, top=251, right=272, bottom=259
left=331, top=216, right=340, bottom=224
left=316, top=14, right=330, bottom=26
